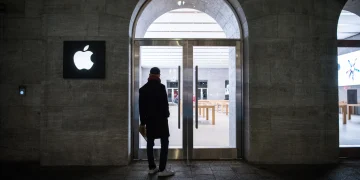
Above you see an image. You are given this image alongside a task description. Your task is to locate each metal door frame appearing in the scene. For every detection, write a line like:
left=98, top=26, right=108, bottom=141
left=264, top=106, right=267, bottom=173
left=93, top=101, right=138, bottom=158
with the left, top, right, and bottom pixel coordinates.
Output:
left=132, top=39, right=243, bottom=161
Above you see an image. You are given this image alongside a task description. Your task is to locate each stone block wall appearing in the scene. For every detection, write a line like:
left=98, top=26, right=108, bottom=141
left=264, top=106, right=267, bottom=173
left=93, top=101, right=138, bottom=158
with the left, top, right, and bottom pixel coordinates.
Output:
left=40, top=0, right=137, bottom=166
left=0, top=0, right=351, bottom=165
left=0, top=0, right=137, bottom=165
left=0, top=0, right=43, bottom=162
left=237, top=0, right=344, bottom=164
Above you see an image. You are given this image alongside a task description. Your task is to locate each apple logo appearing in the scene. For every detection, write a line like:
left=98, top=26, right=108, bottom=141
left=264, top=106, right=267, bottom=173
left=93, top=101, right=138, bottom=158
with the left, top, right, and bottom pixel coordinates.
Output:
left=73, top=45, right=94, bottom=70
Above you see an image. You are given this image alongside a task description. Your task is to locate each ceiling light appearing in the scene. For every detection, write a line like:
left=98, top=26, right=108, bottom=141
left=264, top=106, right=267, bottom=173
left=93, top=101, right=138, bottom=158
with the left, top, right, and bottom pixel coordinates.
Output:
left=177, top=0, right=185, bottom=6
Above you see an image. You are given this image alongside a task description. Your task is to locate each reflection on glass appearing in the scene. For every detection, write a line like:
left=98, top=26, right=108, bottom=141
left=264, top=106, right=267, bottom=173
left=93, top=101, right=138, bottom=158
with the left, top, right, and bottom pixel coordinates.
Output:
left=167, top=89, right=173, bottom=102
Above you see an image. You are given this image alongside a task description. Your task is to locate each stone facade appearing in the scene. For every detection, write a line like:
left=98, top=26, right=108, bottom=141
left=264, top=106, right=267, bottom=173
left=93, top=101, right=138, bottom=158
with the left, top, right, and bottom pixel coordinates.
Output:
left=0, top=0, right=353, bottom=165
left=239, top=0, right=344, bottom=164
left=0, top=0, right=44, bottom=162
left=1, top=0, right=138, bottom=165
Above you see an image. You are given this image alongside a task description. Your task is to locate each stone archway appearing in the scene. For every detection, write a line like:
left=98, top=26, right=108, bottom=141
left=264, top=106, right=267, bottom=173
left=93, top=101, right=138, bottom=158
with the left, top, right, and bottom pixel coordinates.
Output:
left=129, top=0, right=248, bottom=39
left=343, top=0, right=360, bottom=17
left=134, top=0, right=241, bottom=38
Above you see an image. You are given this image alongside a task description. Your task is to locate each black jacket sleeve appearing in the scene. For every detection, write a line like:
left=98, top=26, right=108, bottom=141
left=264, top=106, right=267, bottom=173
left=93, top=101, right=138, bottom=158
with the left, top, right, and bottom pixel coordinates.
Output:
left=161, top=85, right=170, bottom=118
left=139, top=88, right=146, bottom=125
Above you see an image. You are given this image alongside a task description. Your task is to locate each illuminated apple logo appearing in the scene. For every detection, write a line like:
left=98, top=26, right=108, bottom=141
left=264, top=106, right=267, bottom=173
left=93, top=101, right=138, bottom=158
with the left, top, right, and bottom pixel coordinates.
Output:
left=73, top=45, right=94, bottom=70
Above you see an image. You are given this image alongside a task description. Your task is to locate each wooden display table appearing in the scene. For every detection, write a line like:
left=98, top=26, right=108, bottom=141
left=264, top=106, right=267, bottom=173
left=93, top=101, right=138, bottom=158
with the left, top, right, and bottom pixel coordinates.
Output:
left=339, top=103, right=347, bottom=124
left=186, top=100, right=231, bottom=125
left=220, top=102, right=229, bottom=115
left=196, top=104, right=216, bottom=125
left=198, top=100, right=229, bottom=115
left=347, top=104, right=360, bottom=121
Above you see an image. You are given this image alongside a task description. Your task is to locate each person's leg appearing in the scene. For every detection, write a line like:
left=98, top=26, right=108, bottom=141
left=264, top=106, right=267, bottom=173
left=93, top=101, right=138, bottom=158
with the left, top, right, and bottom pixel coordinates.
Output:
left=147, top=138, right=156, bottom=170
left=159, top=137, right=169, bottom=171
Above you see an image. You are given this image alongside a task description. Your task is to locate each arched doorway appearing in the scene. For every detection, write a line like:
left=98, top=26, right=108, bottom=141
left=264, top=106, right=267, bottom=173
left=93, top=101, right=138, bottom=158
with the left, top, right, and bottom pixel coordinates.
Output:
left=129, top=0, right=245, bottom=161
left=337, top=0, right=360, bottom=157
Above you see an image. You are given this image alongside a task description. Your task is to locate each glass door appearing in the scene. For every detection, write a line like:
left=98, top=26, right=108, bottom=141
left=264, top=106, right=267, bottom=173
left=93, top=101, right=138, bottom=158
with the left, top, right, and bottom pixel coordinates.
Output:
left=133, top=40, right=185, bottom=159
left=133, top=40, right=242, bottom=161
left=190, top=40, right=241, bottom=159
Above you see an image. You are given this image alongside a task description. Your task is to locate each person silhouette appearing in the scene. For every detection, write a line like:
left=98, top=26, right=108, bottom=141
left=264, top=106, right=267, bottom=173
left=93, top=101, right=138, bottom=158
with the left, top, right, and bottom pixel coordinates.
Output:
left=139, top=67, right=175, bottom=177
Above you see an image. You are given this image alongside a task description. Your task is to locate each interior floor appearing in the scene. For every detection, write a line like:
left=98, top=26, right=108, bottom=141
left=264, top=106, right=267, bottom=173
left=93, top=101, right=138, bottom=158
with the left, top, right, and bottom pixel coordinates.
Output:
left=339, top=114, right=360, bottom=146
left=140, top=109, right=360, bottom=148
left=140, top=104, right=234, bottom=148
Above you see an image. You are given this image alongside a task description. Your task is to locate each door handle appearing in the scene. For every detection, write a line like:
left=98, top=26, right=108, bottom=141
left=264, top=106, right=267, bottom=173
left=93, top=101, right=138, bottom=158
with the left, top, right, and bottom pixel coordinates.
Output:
left=178, top=66, right=181, bottom=129
left=195, top=66, right=198, bottom=129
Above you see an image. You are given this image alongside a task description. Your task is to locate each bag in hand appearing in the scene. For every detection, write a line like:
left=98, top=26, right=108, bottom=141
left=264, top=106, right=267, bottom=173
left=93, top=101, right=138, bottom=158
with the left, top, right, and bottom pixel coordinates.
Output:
left=139, top=125, right=147, bottom=141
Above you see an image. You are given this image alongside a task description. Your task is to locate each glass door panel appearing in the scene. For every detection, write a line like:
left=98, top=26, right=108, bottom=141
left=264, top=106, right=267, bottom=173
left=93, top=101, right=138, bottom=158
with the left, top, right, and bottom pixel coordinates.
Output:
left=139, top=46, right=183, bottom=149
left=193, top=46, right=237, bottom=148
left=134, top=40, right=241, bottom=160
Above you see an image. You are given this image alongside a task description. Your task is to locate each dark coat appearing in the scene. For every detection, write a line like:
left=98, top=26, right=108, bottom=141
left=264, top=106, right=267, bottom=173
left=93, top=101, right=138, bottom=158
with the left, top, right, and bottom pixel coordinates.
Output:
left=139, top=79, right=170, bottom=139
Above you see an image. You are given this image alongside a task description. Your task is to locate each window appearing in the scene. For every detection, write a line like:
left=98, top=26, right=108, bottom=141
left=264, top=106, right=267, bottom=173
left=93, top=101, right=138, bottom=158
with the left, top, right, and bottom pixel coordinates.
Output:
left=197, top=80, right=208, bottom=100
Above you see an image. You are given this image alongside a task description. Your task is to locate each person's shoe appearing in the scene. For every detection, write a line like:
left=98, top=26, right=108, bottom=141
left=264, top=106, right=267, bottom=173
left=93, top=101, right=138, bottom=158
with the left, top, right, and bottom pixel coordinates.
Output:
left=148, top=167, right=159, bottom=174
left=158, top=170, right=175, bottom=177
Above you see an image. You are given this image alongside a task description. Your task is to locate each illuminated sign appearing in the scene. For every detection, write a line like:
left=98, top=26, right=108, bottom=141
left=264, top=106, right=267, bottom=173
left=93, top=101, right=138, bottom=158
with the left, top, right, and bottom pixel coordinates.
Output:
left=63, top=41, right=105, bottom=79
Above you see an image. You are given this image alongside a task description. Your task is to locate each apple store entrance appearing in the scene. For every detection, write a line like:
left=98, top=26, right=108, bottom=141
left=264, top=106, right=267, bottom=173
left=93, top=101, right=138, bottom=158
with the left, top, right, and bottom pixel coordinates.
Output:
left=132, top=7, right=243, bottom=161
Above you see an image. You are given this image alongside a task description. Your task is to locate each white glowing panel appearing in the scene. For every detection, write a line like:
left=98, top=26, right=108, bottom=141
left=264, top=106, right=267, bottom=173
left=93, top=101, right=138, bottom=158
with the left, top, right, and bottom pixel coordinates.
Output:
left=140, top=46, right=230, bottom=68
left=144, top=8, right=226, bottom=39
left=338, top=50, right=360, bottom=86
left=147, top=24, right=224, bottom=32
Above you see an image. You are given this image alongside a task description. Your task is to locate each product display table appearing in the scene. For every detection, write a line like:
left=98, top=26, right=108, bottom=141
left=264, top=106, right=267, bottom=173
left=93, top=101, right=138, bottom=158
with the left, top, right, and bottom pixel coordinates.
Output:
left=198, top=100, right=229, bottom=115
left=347, top=103, right=360, bottom=121
left=198, top=105, right=216, bottom=125
left=339, top=103, right=347, bottom=124
left=220, top=102, right=229, bottom=115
